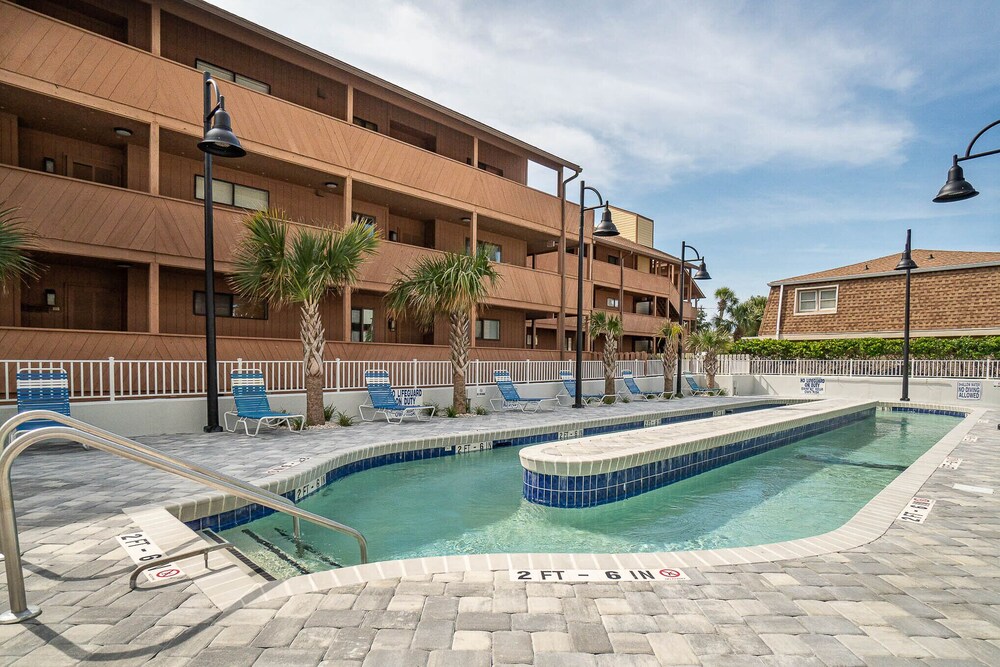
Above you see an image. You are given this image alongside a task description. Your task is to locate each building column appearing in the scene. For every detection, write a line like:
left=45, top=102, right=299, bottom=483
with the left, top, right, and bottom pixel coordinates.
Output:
left=345, top=85, right=354, bottom=123
left=556, top=166, right=567, bottom=359
left=342, top=175, right=353, bottom=228
left=150, top=5, right=161, bottom=56
left=148, top=121, right=159, bottom=195
left=342, top=286, right=352, bottom=342
left=469, top=211, right=477, bottom=348
left=472, top=136, right=479, bottom=168
left=148, top=261, right=159, bottom=333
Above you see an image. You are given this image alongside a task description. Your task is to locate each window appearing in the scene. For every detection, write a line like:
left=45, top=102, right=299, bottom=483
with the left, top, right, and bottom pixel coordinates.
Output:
left=478, top=161, right=504, bottom=177
left=195, top=176, right=269, bottom=210
left=353, top=117, right=378, bottom=132
left=634, top=340, right=652, bottom=353
left=193, top=291, right=267, bottom=319
left=607, top=297, right=620, bottom=308
left=196, top=59, right=270, bottom=94
left=526, top=333, right=534, bottom=347
left=351, top=308, right=375, bottom=342
left=475, top=319, right=500, bottom=340
left=352, top=212, right=377, bottom=236
left=465, top=239, right=502, bottom=262
left=635, top=300, right=652, bottom=315
left=607, top=255, right=620, bottom=266
left=795, top=286, right=838, bottom=314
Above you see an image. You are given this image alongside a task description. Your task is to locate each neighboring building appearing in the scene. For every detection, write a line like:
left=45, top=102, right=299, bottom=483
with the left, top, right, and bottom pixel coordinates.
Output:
left=0, top=0, right=701, bottom=363
left=759, top=250, right=1000, bottom=340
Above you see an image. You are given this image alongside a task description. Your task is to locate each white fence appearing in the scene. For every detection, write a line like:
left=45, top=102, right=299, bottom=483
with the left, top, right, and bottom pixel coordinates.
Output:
left=684, top=354, right=999, bottom=379
left=0, top=357, right=665, bottom=403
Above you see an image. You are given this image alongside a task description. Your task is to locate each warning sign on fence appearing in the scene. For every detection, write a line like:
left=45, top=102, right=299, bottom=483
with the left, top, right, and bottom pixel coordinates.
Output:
left=800, top=377, right=825, bottom=395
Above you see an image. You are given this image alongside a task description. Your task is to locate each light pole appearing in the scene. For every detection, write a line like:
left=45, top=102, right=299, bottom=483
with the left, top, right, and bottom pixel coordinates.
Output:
left=676, top=242, right=710, bottom=396
left=196, top=71, right=245, bottom=432
left=575, top=180, right=619, bottom=408
left=894, top=229, right=917, bottom=402
left=933, top=117, right=1000, bottom=203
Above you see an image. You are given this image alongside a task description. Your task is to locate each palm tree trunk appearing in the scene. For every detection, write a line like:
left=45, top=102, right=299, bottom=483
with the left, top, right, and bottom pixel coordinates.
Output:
left=300, top=299, right=326, bottom=425
left=603, top=335, right=617, bottom=397
left=662, top=352, right=676, bottom=396
left=449, top=311, right=470, bottom=413
left=705, top=352, right=718, bottom=389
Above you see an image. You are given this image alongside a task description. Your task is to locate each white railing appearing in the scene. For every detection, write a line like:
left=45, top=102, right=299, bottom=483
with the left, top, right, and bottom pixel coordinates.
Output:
left=0, top=357, right=666, bottom=403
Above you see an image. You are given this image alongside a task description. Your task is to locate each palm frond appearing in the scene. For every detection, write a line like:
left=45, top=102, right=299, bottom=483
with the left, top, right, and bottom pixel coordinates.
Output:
left=0, top=205, right=41, bottom=290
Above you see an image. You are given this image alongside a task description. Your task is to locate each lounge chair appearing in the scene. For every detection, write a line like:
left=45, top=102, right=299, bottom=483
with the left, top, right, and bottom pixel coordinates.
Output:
left=618, top=370, right=659, bottom=401
left=490, top=370, right=559, bottom=412
left=359, top=370, right=435, bottom=423
left=15, top=367, right=72, bottom=434
left=225, top=370, right=305, bottom=436
left=557, top=370, right=615, bottom=405
left=684, top=374, right=723, bottom=396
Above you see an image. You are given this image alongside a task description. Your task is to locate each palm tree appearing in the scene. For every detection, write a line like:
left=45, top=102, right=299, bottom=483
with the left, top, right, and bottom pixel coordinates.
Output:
left=654, top=321, right=683, bottom=396
left=0, top=204, right=40, bottom=292
left=712, top=286, right=738, bottom=333
left=384, top=248, right=501, bottom=413
left=687, top=327, right=732, bottom=389
left=589, top=311, right=623, bottom=397
left=731, top=295, right=768, bottom=339
left=229, top=210, right=379, bottom=426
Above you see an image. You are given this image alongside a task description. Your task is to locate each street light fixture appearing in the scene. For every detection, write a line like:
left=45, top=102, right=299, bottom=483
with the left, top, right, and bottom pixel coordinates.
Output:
left=575, top=180, right=619, bottom=408
left=197, top=71, right=246, bottom=433
left=676, top=242, right=710, bottom=396
left=933, top=117, right=1000, bottom=203
left=894, top=229, right=917, bottom=402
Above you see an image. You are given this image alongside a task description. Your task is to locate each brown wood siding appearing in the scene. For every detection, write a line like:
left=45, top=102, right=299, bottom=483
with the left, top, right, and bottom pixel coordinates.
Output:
left=352, top=90, right=390, bottom=134
left=157, top=152, right=346, bottom=227
left=475, top=307, right=525, bottom=348
left=0, top=112, right=17, bottom=164
left=125, top=142, right=149, bottom=192
left=20, top=259, right=126, bottom=330
left=0, top=4, right=566, bottom=232
left=18, top=127, right=125, bottom=185
left=159, top=12, right=347, bottom=121
left=478, top=141, right=527, bottom=184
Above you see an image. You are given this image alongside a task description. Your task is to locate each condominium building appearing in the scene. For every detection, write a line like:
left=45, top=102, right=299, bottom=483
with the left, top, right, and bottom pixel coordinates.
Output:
left=0, top=0, right=703, bottom=363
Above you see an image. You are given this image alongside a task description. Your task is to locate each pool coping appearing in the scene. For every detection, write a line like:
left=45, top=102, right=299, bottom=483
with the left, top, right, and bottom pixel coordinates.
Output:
left=126, top=398, right=983, bottom=609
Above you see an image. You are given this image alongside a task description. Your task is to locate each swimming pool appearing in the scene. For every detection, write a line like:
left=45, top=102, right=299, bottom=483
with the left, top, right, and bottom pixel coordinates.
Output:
left=220, top=409, right=960, bottom=577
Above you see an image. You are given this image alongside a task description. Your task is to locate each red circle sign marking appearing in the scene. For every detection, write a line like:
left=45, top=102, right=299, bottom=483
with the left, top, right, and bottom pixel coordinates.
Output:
left=659, top=568, right=682, bottom=578
left=154, top=568, right=181, bottom=578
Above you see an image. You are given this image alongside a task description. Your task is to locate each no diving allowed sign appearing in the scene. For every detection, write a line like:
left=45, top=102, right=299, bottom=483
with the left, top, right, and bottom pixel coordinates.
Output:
left=510, top=568, right=689, bottom=582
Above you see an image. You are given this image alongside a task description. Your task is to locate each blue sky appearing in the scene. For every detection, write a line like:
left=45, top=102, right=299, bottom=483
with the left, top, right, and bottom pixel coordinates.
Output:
left=211, top=0, right=1000, bottom=312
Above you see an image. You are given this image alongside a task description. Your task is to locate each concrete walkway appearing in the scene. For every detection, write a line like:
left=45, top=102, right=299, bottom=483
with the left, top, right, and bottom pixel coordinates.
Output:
left=0, top=399, right=997, bottom=665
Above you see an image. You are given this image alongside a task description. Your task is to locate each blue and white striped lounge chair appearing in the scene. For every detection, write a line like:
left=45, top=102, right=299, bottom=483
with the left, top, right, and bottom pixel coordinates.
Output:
left=556, top=370, right=615, bottom=405
left=359, top=370, right=435, bottom=424
left=490, top=370, right=559, bottom=412
left=685, top=374, right=723, bottom=396
left=618, top=370, right=655, bottom=401
left=15, top=367, right=72, bottom=434
left=225, top=370, right=305, bottom=436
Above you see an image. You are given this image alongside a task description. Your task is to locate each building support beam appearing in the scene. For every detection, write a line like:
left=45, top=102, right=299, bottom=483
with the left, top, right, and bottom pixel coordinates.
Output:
left=148, top=121, right=159, bottom=195
left=150, top=5, right=161, bottom=56
left=469, top=211, right=477, bottom=349
left=148, top=261, right=159, bottom=334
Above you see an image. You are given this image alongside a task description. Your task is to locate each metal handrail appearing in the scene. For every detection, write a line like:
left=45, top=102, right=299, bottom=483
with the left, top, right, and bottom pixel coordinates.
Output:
left=0, top=421, right=368, bottom=624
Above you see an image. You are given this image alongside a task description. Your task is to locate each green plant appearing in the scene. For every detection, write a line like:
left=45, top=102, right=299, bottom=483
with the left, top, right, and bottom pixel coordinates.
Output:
left=589, top=311, right=623, bottom=397
left=687, top=328, right=733, bottom=389
left=655, top=321, right=684, bottom=396
left=384, top=248, right=501, bottom=414
left=445, top=405, right=459, bottom=418
left=336, top=410, right=355, bottom=427
left=474, top=405, right=488, bottom=415
left=323, top=403, right=337, bottom=421
left=621, top=395, right=631, bottom=404
left=730, top=336, right=1000, bottom=360
left=230, top=210, right=379, bottom=425
left=0, top=204, right=41, bottom=292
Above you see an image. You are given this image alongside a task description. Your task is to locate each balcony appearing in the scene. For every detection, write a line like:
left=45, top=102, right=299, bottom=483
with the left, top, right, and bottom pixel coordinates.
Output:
left=591, top=260, right=680, bottom=302
left=0, top=3, right=565, bottom=233
left=617, top=311, right=665, bottom=337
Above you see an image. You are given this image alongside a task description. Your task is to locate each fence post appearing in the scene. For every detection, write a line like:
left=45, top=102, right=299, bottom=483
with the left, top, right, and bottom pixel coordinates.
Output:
left=525, top=358, right=531, bottom=384
left=236, top=357, right=242, bottom=371
left=335, top=358, right=341, bottom=392
left=412, top=359, right=418, bottom=388
left=108, top=357, right=116, bottom=402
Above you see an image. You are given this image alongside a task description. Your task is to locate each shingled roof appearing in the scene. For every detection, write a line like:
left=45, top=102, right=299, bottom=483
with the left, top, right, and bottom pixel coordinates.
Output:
left=770, top=250, right=1000, bottom=286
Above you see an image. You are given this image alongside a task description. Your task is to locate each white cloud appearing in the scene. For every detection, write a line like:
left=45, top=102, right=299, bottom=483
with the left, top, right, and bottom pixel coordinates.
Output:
left=213, top=0, right=919, bottom=189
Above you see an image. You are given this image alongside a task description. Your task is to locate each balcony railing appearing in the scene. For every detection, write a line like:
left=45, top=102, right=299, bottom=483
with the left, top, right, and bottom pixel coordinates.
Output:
left=0, top=2, right=565, bottom=232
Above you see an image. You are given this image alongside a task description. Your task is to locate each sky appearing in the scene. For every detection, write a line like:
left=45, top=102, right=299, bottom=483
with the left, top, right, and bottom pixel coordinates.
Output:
left=210, top=0, right=1000, bottom=313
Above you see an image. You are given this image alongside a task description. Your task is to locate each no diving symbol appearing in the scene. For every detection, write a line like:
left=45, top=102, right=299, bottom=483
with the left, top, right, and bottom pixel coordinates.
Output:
left=154, top=568, right=181, bottom=579
left=659, top=568, right=682, bottom=578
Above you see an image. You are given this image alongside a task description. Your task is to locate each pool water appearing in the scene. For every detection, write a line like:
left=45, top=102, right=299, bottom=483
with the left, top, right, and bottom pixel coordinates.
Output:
left=221, top=411, right=959, bottom=576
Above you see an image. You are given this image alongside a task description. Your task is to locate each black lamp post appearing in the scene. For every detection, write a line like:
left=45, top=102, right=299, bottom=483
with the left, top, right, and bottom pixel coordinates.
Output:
left=676, top=242, right=710, bottom=396
left=894, top=229, right=917, bottom=402
left=933, top=118, right=1000, bottom=203
left=574, top=180, right=619, bottom=408
left=196, top=71, right=246, bottom=432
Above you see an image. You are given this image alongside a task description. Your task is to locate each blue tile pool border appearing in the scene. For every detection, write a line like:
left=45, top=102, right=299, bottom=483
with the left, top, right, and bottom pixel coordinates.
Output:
left=183, top=400, right=788, bottom=532
left=523, top=407, right=882, bottom=508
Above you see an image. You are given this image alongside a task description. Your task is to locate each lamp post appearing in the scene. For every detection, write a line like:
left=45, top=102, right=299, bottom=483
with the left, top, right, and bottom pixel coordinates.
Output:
left=196, top=71, right=246, bottom=432
left=676, top=242, right=710, bottom=396
left=575, top=180, right=619, bottom=408
left=894, top=229, right=917, bottom=402
left=933, top=117, right=1000, bottom=203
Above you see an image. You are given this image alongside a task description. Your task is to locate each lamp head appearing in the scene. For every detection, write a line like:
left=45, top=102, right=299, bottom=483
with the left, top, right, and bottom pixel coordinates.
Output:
left=693, top=260, right=711, bottom=280
left=933, top=156, right=978, bottom=203
left=895, top=228, right=918, bottom=271
left=198, top=99, right=246, bottom=158
left=593, top=205, right=619, bottom=237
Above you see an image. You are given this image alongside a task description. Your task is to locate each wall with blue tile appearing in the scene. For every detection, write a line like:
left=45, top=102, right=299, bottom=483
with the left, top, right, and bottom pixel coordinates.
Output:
left=523, top=408, right=878, bottom=508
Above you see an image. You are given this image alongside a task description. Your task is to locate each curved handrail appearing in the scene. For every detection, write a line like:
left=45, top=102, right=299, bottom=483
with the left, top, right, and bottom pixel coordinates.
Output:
left=0, top=423, right=368, bottom=623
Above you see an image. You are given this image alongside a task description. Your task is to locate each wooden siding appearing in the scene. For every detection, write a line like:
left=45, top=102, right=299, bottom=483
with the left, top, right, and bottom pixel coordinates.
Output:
left=18, top=127, right=125, bottom=186
left=0, top=111, right=16, bottom=164
left=591, top=259, right=679, bottom=303
left=0, top=4, right=565, bottom=231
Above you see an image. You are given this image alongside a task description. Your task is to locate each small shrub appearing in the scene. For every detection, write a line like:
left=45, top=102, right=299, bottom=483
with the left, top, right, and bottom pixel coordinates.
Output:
left=474, top=405, right=488, bottom=416
left=336, top=410, right=355, bottom=427
left=323, top=403, right=337, bottom=421
left=445, top=405, right=459, bottom=418
left=621, top=396, right=631, bottom=404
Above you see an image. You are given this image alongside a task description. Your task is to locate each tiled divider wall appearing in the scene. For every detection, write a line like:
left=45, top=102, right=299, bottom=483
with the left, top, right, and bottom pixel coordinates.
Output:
left=523, top=407, right=877, bottom=508
left=890, top=406, right=967, bottom=418
left=183, top=401, right=787, bottom=532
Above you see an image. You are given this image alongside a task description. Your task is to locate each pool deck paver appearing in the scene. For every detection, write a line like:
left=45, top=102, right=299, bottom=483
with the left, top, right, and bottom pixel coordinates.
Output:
left=0, top=397, right=996, bottom=665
